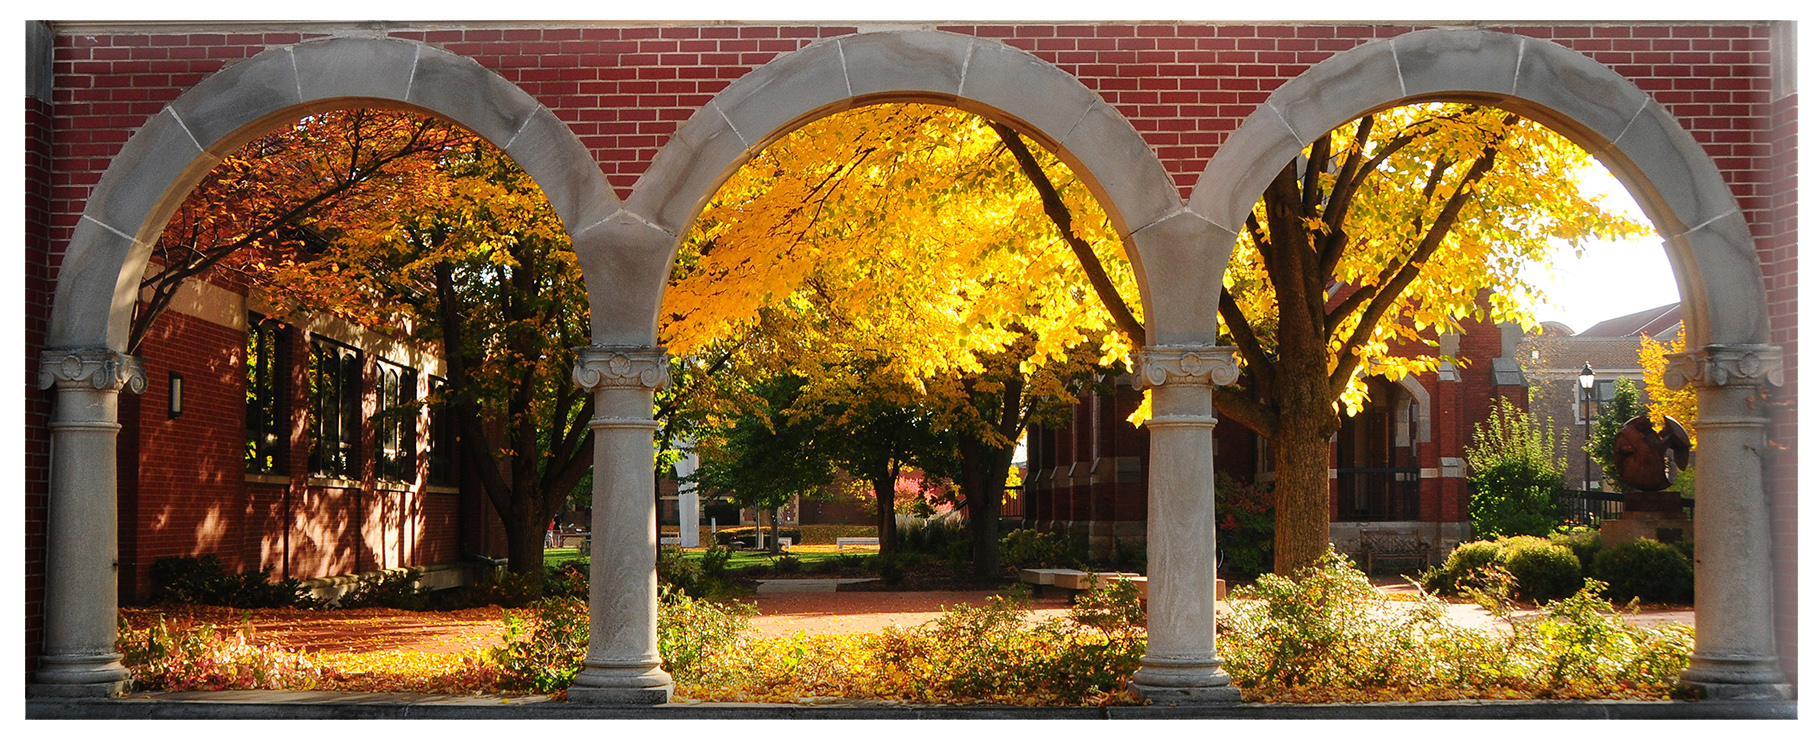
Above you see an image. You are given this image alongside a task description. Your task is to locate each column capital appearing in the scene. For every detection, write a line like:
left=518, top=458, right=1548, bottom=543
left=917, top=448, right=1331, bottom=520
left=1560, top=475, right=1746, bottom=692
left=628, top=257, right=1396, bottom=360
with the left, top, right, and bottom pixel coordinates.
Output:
left=37, top=348, right=146, bottom=394
left=573, top=346, right=670, bottom=392
left=1134, top=345, right=1241, bottom=389
left=1664, top=344, right=1784, bottom=391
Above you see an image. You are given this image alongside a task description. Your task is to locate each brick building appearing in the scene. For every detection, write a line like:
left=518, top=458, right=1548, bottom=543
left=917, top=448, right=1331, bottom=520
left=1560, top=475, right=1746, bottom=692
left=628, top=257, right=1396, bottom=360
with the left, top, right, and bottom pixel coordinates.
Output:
left=113, top=273, right=511, bottom=604
left=1025, top=310, right=1530, bottom=565
left=1520, top=303, right=1684, bottom=490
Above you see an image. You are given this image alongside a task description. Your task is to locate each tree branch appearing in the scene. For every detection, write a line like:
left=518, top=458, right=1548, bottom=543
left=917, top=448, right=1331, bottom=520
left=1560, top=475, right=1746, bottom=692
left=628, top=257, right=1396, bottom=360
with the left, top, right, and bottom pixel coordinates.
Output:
left=988, top=121, right=1147, bottom=347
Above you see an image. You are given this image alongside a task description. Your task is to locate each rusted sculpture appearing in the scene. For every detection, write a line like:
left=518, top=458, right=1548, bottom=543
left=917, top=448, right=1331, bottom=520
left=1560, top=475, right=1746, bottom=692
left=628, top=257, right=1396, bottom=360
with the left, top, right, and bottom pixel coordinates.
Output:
left=1612, top=415, right=1691, bottom=513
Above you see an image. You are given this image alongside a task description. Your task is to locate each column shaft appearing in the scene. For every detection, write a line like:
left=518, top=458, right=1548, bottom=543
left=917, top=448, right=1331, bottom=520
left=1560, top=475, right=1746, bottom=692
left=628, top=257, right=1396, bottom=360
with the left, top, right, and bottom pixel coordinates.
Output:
left=1127, top=346, right=1242, bottom=703
left=1668, top=345, right=1790, bottom=700
left=568, top=347, right=674, bottom=704
left=33, top=349, right=144, bottom=697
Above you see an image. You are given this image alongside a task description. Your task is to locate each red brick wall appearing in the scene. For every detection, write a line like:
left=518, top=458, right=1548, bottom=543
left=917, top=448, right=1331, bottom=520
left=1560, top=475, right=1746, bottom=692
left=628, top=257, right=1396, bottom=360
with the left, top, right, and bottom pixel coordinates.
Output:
left=24, top=94, right=55, bottom=679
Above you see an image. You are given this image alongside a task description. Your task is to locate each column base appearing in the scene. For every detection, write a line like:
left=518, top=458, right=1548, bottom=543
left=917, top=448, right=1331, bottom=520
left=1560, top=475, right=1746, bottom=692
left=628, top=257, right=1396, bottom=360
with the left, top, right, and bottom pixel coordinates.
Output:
left=1682, top=654, right=1793, bottom=700
left=33, top=652, right=132, bottom=698
left=566, top=685, right=674, bottom=704
left=1128, top=654, right=1243, bottom=704
left=26, top=680, right=130, bottom=699
left=1683, top=681, right=1794, bottom=701
left=567, top=660, right=674, bottom=705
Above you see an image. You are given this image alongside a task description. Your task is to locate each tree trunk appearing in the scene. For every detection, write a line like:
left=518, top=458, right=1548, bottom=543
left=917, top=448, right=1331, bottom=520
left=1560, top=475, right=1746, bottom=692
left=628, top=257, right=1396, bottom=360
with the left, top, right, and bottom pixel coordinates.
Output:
left=1271, top=421, right=1334, bottom=575
left=961, top=435, right=1014, bottom=579
left=871, top=469, right=899, bottom=557
left=503, top=499, right=549, bottom=575
left=959, top=424, right=1020, bottom=579
left=771, top=507, right=782, bottom=554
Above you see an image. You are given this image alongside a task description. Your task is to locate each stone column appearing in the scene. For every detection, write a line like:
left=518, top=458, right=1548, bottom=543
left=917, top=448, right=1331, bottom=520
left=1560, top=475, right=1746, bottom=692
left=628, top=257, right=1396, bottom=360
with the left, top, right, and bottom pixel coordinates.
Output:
left=567, top=346, right=674, bottom=704
left=31, top=348, right=146, bottom=698
left=1663, top=344, right=1792, bottom=700
left=1127, top=345, right=1242, bottom=703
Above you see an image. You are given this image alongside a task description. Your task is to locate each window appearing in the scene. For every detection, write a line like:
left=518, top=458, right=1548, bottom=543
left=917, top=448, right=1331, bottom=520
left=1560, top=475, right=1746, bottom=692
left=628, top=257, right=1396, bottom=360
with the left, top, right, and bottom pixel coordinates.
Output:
left=374, top=359, right=418, bottom=482
left=245, top=313, right=286, bottom=473
left=309, top=336, right=363, bottom=478
left=426, top=376, right=457, bottom=486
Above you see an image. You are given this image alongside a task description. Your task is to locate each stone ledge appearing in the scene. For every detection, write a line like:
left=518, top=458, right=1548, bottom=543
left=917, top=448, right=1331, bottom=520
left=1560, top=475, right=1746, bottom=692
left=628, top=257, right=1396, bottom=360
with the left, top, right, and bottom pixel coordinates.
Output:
left=26, top=695, right=1799, bottom=720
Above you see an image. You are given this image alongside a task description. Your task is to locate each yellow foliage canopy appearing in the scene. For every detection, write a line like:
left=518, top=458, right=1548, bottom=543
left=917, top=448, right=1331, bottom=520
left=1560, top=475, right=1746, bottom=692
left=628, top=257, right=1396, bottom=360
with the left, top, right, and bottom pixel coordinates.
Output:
left=661, top=104, right=1141, bottom=391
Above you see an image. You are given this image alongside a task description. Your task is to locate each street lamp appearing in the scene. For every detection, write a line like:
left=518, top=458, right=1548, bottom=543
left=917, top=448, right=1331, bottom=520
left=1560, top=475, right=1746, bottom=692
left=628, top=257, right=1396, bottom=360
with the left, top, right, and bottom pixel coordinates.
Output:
left=1579, top=362, right=1596, bottom=491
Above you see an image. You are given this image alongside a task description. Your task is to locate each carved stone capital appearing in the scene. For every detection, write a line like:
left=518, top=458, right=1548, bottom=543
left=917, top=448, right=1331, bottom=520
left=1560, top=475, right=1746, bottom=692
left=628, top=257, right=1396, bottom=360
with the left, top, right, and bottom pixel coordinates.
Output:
left=1134, top=345, right=1241, bottom=389
left=1663, top=344, right=1784, bottom=391
left=37, top=348, right=146, bottom=394
left=573, top=346, right=670, bottom=392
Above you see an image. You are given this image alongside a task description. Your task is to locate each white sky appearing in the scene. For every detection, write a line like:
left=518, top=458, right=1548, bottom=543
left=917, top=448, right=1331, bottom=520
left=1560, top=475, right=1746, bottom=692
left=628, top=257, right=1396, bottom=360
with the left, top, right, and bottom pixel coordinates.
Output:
left=1516, top=164, right=1681, bottom=335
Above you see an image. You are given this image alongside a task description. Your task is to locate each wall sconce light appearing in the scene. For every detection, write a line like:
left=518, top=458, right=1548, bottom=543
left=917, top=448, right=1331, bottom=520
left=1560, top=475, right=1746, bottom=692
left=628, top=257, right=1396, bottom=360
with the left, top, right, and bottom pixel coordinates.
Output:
left=168, top=371, right=184, bottom=419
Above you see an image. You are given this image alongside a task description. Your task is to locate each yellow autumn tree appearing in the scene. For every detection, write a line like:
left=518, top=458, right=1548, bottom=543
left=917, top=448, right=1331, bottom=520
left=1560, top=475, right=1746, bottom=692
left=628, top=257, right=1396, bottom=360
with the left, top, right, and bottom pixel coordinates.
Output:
left=1212, top=103, right=1653, bottom=572
left=662, top=104, right=1136, bottom=572
left=1638, top=328, right=1697, bottom=448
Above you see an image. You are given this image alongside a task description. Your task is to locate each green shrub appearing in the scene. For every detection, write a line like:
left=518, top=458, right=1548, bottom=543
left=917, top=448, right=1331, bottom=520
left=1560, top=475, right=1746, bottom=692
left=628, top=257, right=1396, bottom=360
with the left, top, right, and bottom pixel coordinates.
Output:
left=1421, top=540, right=1506, bottom=595
left=118, top=615, right=335, bottom=691
left=456, top=569, right=547, bottom=608
left=492, top=597, right=589, bottom=693
left=1110, top=537, right=1147, bottom=574
left=1424, top=537, right=1582, bottom=603
left=700, top=545, right=733, bottom=578
left=999, top=528, right=1087, bottom=569
left=657, top=586, right=756, bottom=682
left=1548, top=528, right=1602, bottom=575
left=773, top=554, right=803, bottom=574
left=897, top=515, right=967, bottom=557
left=1465, top=399, right=1566, bottom=538
left=336, top=570, right=427, bottom=610
left=1219, top=548, right=1694, bottom=702
left=542, top=560, right=590, bottom=600
left=148, top=555, right=315, bottom=609
left=656, top=545, right=703, bottom=595
left=1500, top=536, right=1584, bottom=603
left=1593, top=539, right=1693, bottom=604
left=1213, top=473, right=1274, bottom=580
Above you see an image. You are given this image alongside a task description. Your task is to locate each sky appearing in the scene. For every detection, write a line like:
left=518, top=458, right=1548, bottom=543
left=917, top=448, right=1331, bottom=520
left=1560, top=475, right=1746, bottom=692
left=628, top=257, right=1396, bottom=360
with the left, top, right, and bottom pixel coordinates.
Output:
left=1515, top=164, right=1682, bottom=336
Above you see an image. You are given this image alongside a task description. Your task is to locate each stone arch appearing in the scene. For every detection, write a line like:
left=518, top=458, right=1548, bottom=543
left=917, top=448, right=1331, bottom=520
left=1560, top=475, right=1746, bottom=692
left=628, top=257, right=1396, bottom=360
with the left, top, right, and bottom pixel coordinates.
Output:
left=48, top=35, right=618, bottom=353
left=33, top=34, right=618, bottom=696
left=1393, top=375, right=1431, bottom=446
left=1187, top=28, right=1768, bottom=350
left=585, top=30, right=1211, bottom=346
left=1187, top=28, right=1789, bottom=698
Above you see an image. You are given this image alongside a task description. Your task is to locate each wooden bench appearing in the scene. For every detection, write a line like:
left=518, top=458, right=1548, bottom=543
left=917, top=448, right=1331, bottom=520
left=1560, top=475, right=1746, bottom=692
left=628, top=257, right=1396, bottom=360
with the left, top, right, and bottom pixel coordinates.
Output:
left=835, top=536, right=880, bottom=549
left=1359, top=529, right=1431, bottom=575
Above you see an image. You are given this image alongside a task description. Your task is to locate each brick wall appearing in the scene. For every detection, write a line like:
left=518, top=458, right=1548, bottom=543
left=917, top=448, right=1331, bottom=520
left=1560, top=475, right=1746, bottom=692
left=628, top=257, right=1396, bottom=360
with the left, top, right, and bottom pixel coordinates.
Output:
left=24, top=94, right=54, bottom=679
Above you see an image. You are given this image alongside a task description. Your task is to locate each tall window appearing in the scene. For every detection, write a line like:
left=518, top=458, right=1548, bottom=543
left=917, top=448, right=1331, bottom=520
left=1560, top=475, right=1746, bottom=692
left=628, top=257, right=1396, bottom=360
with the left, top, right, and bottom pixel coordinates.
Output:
left=374, top=359, right=418, bottom=482
left=309, top=336, right=363, bottom=478
left=426, top=376, right=457, bottom=486
left=245, top=313, right=286, bottom=473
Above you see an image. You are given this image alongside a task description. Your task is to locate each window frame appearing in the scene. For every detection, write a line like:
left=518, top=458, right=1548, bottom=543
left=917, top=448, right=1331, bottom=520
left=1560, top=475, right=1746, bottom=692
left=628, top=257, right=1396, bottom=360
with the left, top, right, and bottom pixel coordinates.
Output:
left=308, top=335, right=364, bottom=479
left=373, top=358, right=418, bottom=483
left=244, top=312, right=287, bottom=474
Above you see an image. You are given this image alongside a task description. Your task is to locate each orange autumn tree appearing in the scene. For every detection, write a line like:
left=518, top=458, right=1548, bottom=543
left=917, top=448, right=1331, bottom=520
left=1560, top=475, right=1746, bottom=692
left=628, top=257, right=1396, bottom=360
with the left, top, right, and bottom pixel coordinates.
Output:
left=157, top=108, right=591, bottom=575
left=137, top=109, right=474, bottom=353
left=261, top=141, right=593, bottom=575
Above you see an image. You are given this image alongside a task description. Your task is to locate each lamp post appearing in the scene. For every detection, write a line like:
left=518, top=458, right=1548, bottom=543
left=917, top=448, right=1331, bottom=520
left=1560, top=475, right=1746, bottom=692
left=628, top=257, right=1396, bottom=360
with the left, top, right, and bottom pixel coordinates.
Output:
left=1579, top=362, right=1596, bottom=491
